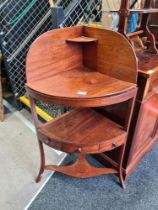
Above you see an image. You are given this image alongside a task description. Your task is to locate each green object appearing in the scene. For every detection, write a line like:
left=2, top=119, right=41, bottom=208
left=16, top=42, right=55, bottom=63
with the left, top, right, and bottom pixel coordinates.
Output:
left=8, top=0, right=37, bottom=25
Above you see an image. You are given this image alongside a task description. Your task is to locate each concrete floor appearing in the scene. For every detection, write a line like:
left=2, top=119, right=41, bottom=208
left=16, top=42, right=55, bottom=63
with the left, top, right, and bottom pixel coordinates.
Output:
left=0, top=101, right=66, bottom=210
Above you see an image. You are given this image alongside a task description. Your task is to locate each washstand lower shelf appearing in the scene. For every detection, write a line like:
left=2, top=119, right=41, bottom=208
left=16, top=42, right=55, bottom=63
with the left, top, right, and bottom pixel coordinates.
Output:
left=38, top=108, right=126, bottom=154
left=36, top=108, right=127, bottom=187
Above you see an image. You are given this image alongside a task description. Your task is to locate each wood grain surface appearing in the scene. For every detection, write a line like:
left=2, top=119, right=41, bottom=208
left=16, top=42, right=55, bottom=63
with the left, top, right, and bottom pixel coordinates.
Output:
left=26, top=26, right=138, bottom=107
left=38, top=108, right=126, bottom=154
left=27, top=67, right=136, bottom=99
left=26, top=26, right=138, bottom=187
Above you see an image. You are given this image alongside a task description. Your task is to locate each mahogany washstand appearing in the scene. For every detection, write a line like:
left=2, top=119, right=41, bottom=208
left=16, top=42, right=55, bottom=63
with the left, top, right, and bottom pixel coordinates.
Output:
left=26, top=26, right=138, bottom=188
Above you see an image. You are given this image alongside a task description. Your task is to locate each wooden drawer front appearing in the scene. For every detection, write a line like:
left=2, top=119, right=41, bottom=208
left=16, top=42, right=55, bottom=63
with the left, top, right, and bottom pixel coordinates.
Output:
left=148, top=73, right=158, bottom=95
left=81, top=136, right=125, bottom=154
left=38, top=133, right=78, bottom=153
left=130, top=93, right=158, bottom=160
left=39, top=131, right=125, bottom=154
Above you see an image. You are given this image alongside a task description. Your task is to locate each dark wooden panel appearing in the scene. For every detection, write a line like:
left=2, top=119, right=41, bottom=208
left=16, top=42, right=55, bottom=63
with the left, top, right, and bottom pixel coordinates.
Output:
left=128, top=93, right=158, bottom=163
left=150, top=0, right=158, bottom=42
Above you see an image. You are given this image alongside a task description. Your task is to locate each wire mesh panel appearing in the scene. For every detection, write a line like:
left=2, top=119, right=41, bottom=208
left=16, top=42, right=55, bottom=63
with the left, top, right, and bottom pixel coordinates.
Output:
left=0, top=0, right=121, bottom=117
left=0, top=0, right=52, bottom=97
left=60, top=0, right=102, bottom=27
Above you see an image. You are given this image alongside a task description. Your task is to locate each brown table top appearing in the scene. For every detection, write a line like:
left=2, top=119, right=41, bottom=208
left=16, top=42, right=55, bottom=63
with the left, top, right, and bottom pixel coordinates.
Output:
left=27, top=66, right=136, bottom=100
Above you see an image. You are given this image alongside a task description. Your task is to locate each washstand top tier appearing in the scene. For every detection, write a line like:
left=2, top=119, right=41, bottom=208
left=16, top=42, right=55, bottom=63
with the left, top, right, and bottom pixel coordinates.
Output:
left=26, top=26, right=138, bottom=107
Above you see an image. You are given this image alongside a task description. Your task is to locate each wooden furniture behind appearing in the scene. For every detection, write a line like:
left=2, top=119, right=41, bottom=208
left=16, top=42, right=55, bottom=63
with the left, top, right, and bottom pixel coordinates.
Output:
left=149, top=0, right=158, bottom=44
left=26, top=26, right=138, bottom=188
left=117, top=0, right=158, bottom=54
left=0, top=51, right=4, bottom=121
left=95, top=0, right=158, bottom=179
left=96, top=51, right=158, bottom=179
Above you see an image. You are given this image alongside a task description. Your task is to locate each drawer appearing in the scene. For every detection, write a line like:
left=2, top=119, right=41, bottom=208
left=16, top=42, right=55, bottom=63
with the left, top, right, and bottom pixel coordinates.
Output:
left=39, top=132, right=78, bottom=153
left=81, top=136, right=125, bottom=154
left=40, top=135, right=125, bottom=154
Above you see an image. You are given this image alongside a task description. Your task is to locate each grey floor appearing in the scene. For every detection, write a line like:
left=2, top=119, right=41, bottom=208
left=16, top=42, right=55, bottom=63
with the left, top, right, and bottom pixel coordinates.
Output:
left=0, top=101, right=65, bottom=210
left=29, top=144, right=158, bottom=210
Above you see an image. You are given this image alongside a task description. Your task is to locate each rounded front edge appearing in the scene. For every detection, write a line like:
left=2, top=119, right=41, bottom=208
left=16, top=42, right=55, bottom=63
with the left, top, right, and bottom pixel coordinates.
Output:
left=26, top=86, right=137, bottom=108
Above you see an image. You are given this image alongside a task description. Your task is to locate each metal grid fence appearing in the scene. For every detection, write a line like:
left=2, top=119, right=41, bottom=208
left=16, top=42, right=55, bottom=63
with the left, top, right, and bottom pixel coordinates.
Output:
left=0, top=0, right=122, bottom=117
left=0, top=0, right=52, bottom=97
left=0, top=0, right=104, bottom=98
left=61, top=0, right=102, bottom=27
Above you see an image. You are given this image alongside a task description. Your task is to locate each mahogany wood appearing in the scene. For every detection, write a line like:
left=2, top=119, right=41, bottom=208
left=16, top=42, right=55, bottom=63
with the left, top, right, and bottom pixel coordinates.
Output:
left=27, top=68, right=136, bottom=98
left=45, top=153, right=118, bottom=179
left=95, top=51, right=158, bottom=180
left=38, top=108, right=127, bottom=154
left=128, top=94, right=158, bottom=160
left=26, top=26, right=83, bottom=83
left=82, top=27, right=138, bottom=83
left=29, top=91, right=135, bottom=188
left=27, top=86, right=136, bottom=108
left=140, top=4, right=158, bottom=54
left=118, top=0, right=158, bottom=54
left=94, top=2, right=158, bottom=179
left=26, top=26, right=138, bottom=188
left=26, top=26, right=138, bottom=84
left=127, top=30, right=144, bottom=37
left=150, top=0, right=158, bottom=43
left=26, top=67, right=136, bottom=107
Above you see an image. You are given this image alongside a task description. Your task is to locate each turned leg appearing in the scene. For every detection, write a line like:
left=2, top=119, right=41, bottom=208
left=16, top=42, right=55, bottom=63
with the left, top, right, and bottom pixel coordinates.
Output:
left=36, top=140, right=45, bottom=183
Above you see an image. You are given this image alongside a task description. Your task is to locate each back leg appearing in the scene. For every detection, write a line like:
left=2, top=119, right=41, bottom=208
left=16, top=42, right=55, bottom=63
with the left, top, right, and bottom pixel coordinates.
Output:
left=36, top=140, right=45, bottom=183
